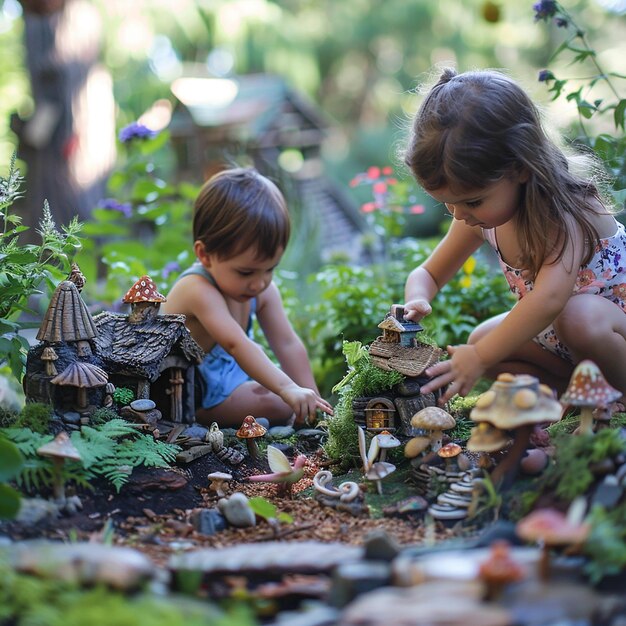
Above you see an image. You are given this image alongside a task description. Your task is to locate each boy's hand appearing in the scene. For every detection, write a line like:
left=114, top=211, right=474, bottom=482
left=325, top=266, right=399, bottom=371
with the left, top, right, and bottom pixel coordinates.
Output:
left=280, top=384, right=334, bottom=423
left=421, top=344, right=485, bottom=405
left=396, top=299, right=432, bottom=322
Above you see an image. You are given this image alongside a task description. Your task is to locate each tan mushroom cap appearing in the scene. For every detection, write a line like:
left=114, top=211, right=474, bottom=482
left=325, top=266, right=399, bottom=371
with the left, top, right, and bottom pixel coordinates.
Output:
left=37, top=431, right=82, bottom=462
left=122, top=275, right=167, bottom=304
left=470, top=373, right=561, bottom=429
left=236, top=415, right=267, bottom=438
left=365, top=461, right=396, bottom=481
left=560, top=359, right=621, bottom=408
left=466, top=422, right=511, bottom=452
left=404, top=436, right=432, bottom=458
left=51, top=361, right=108, bottom=388
left=411, top=406, right=456, bottom=431
left=437, top=442, right=462, bottom=458
left=516, top=508, right=591, bottom=546
left=376, top=431, right=401, bottom=448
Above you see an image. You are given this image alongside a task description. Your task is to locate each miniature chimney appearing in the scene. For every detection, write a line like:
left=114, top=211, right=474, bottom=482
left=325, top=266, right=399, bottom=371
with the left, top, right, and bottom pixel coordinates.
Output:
left=122, top=275, right=167, bottom=323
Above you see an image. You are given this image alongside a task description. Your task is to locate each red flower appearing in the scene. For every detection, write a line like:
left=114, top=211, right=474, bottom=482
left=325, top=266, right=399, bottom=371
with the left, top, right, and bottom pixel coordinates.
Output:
left=367, top=166, right=381, bottom=179
left=372, top=181, right=387, bottom=194
left=409, top=205, right=425, bottom=214
left=382, top=166, right=393, bottom=175
left=361, top=202, right=377, bottom=213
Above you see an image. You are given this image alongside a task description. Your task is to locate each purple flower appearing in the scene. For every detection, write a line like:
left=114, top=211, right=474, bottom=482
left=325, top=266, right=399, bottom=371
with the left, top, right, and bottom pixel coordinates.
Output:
left=538, top=69, right=555, bottom=82
left=98, top=198, right=132, bottom=218
left=554, top=16, right=568, bottom=27
left=161, top=261, right=181, bottom=279
left=118, top=122, right=157, bottom=143
left=533, top=0, right=557, bottom=20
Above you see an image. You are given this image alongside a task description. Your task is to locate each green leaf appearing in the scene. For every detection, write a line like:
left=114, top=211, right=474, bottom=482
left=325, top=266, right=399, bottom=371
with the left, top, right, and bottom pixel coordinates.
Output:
left=614, top=99, right=626, bottom=131
left=0, top=483, right=21, bottom=519
left=248, top=496, right=279, bottom=520
left=0, top=437, right=24, bottom=481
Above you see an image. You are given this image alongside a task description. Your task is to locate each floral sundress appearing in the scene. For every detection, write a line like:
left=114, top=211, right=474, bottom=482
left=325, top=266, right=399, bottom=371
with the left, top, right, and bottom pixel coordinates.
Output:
left=483, top=220, right=626, bottom=362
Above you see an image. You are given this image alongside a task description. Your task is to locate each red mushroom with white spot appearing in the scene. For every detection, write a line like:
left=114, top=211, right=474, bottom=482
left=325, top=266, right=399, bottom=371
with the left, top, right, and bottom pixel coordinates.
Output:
left=560, top=360, right=621, bottom=436
left=123, top=275, right=167, bottom=323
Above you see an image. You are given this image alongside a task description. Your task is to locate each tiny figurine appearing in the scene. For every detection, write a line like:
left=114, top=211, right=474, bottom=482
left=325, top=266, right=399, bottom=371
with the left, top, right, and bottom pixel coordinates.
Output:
left=247, top=445, right=307, bottom=497
left=236, top=415, right=267, bottom=460
left=358, top=426, right=395, bottom=495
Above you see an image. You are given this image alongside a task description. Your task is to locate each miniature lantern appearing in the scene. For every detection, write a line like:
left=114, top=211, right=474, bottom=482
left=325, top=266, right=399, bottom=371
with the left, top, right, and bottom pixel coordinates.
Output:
left=365, top=397, right=396, bottom=432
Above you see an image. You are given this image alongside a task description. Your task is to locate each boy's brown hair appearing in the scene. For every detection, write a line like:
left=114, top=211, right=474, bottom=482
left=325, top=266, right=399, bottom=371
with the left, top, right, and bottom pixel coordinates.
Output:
left=193, top=168, right=290, bottom=260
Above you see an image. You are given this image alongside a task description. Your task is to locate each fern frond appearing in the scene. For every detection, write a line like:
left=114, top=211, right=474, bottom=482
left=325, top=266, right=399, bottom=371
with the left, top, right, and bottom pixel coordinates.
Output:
left=14, top=457, right=54, bottom=492
left=1, top=428, right=52, bottom=456
left=114, top=436, right=180, bottom=468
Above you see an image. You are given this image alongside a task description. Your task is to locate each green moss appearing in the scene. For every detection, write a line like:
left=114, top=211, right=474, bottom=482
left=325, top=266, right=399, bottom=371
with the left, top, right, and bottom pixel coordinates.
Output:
left=15, top=403, right=53, bottom=433
left=324, top=343, right=403, bottom=468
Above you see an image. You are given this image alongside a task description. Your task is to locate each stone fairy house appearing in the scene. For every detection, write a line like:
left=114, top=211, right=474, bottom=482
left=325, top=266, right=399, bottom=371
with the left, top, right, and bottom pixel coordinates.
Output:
left=23, top=278, right=109, bottom=413
left=93, top=275, right=204, bottom=423
left=24, top=272, right=204, bottom=424
left=353, top=307, right=444, bottom=437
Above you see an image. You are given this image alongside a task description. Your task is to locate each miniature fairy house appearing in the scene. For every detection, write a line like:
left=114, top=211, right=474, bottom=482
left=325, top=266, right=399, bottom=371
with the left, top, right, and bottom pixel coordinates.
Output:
left=376, top=307, right=423, bottom=347
left=353, top=308, right=443, bottom=438
left=93, top=276, right=204, bottom=423
left=23, top=278, right=107, bottom=413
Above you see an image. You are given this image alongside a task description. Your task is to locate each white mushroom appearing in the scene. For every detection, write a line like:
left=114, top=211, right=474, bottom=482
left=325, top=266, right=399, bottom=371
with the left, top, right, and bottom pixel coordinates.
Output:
left=207, top=471, right=232, bottom=498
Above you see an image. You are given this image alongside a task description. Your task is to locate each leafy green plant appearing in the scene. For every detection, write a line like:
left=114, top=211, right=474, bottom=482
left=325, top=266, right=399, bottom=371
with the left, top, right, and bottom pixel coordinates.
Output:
left=583, top=503, right=626, bottom=583
left=77, top=125, right=197, bottom=305
left=2, top=419, right=180, bottom=494
left=0, top=556, right=256, bottom=626
left=534, top=0, right=626, bottom=206
left=112, top=387, right=134, bottom=406
left=324, top=340, right=404, bottom=466
left=0, top=156, right=82, bottom=382
left=542, top=429, right=626, bottom=501
left=0, top=434, right=23, bottom=518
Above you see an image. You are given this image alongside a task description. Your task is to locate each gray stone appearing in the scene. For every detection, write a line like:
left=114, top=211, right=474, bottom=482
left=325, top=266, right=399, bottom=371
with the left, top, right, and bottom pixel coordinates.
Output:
left=591, top=475, right=623, bottom=509
left=363, top=530, right=401, bottom=562
left=329, top=561, right=392, bottom=608
left=169, top=541, right=362, bottom=575
left=3, top=541, right=155, bottom=590
left=130, top=398, right=156, bottom=411
left=217, top=492, right=256, bottom=528
left=190, top=508, right=227, bottom=535
left=15, top=498, right=60, bottom=525
left=62, top=411, right=81, bottom=425
left=268, top=426, right=296, bottom=440
left=182, top=425, right=209, bottom=440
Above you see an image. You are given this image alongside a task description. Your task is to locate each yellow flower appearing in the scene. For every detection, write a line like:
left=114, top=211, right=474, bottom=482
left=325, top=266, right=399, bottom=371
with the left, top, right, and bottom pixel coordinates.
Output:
left=463, top=256, right=476, bottom=275
left=460, top=275, right=472, bottom=289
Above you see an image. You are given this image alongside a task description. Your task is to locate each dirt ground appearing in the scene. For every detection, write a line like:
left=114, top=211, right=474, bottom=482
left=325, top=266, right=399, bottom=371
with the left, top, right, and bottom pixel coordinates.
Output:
left=2, top=448, right=460, bottom=567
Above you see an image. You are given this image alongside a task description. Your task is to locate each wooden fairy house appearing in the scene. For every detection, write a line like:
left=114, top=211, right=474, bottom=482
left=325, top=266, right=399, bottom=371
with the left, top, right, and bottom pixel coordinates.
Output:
left=93, top=276, right=204, bottom=423
left=23, top=276, right=109, bottom=413
left=353, top=308, right=444, bottom=438
left=168, top=69, right=365, bottom=263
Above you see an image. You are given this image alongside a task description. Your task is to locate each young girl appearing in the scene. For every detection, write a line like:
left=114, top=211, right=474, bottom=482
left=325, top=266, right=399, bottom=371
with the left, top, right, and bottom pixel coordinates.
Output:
left=400, top=68, right=626, bottom=406
left=162, top=168, right=333, bottom=427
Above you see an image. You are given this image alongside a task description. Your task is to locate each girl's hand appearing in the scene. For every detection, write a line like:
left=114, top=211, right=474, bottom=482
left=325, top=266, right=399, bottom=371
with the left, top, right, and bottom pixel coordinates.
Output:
left=421, top=344, right=485, bottom=405
left=400, top=298, right=432, bottom=322
left=280, top=384, right=334, bottom=424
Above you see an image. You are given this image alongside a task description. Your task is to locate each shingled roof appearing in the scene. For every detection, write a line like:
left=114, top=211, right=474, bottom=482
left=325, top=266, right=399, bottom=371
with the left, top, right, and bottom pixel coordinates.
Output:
left=93, top=312, right=204, bottom=381
left=368, top=339, right=442, bottom=377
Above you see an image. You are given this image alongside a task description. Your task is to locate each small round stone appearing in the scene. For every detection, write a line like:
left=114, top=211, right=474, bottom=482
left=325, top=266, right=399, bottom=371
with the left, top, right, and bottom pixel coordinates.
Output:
left=130, top=399, right=156, bottom=411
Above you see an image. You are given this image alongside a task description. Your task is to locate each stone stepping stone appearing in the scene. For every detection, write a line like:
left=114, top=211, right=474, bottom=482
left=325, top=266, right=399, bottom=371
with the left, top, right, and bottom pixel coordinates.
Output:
left=169, top=541, right=361, bottom=575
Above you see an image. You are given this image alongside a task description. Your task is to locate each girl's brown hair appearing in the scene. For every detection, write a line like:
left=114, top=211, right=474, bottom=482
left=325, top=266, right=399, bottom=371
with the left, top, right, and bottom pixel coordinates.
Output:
left=405, top=68, right=608, bottom=279
left=193, top=168, right=290, bottom=260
